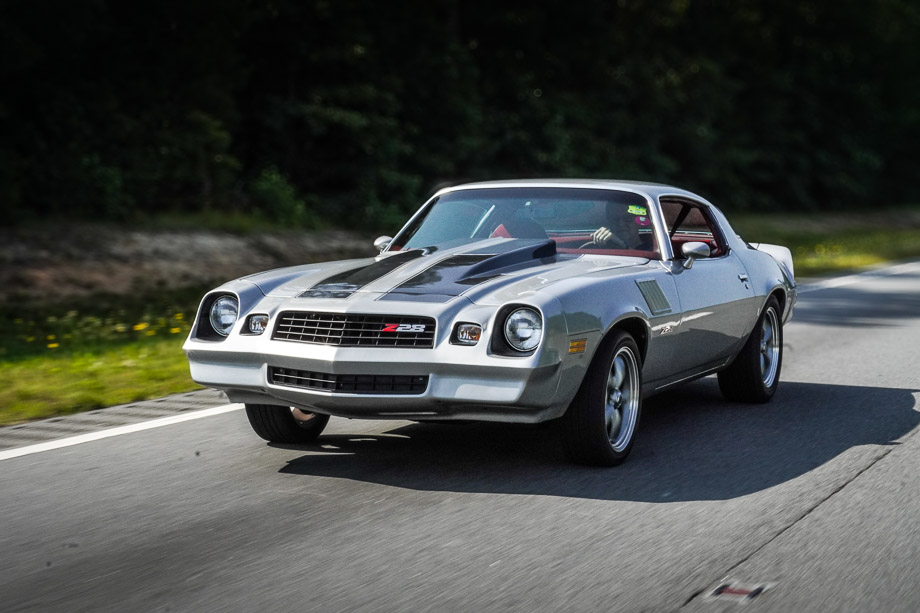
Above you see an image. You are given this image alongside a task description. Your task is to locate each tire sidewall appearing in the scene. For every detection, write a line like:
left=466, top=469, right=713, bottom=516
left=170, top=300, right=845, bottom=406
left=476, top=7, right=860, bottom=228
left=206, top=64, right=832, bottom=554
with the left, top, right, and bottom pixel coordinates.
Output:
left=762, top=299, right=783, bottom=395
left=245, top=404, right=329, bottom=444
left=564, top=330, right=643, bottom=465
left=719, top=295, right=783, bottom=403
left=749, top=297, right=783, bottom=401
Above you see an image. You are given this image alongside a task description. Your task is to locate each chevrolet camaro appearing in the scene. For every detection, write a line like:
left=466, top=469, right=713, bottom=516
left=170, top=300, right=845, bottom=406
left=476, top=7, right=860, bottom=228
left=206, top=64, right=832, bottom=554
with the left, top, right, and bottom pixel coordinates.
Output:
left=184, top=180, right=796, bottom=466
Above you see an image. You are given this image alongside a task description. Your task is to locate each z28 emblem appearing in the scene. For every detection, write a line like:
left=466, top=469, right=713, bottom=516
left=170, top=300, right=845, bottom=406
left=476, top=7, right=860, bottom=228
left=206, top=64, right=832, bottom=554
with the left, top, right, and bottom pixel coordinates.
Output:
left=382, top=323, right=427, bottom=333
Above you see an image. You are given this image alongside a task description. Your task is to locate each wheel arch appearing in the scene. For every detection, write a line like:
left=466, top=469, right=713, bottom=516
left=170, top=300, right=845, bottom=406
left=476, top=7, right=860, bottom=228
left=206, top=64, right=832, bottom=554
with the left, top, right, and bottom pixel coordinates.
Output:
left=605, top=316, right=650, bottom=365
left=766, top=287, right=787, bottom=315
left=565, top=315, right=649, bottom=406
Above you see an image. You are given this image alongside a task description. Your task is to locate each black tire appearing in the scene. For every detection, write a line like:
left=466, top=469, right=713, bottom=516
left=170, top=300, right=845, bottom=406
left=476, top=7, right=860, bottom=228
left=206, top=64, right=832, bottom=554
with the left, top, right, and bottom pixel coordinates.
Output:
left=561, top=330, right=643, bottom=466
left=244, top=404, right=330, bottom=443
left=718, top=296, right=783, bottom=403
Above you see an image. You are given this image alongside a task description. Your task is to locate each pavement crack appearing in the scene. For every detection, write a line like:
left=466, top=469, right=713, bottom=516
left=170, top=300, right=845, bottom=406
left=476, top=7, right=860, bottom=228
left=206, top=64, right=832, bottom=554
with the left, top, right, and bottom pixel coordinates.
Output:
left=678, top=437, right=911, bottom=609
left=681, top=588, right=706, bottom=607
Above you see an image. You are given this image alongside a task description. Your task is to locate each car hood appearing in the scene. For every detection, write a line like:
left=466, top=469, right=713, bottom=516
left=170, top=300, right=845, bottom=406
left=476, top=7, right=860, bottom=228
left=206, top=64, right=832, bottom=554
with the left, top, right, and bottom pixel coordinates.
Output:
left=241, top=238, right=649, bottom=306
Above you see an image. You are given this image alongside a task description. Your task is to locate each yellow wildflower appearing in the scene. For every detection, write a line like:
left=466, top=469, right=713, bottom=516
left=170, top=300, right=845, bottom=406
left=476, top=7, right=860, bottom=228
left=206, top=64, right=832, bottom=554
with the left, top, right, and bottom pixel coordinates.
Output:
left=47, top=343, right=60, bottom=349
left=170, top=327, right=182, bottom=334
left=133, top=323, right=149, bottom=331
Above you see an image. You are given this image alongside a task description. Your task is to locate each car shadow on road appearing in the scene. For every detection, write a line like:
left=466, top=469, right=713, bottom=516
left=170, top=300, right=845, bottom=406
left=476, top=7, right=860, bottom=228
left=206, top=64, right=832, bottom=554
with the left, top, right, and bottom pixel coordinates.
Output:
left=276, top=379, right=919, bottom=502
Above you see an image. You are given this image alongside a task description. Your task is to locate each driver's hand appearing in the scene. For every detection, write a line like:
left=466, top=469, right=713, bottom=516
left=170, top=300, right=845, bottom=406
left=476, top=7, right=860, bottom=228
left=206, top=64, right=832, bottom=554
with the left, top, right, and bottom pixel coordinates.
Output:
left=593, top=227, right=614, bottom=246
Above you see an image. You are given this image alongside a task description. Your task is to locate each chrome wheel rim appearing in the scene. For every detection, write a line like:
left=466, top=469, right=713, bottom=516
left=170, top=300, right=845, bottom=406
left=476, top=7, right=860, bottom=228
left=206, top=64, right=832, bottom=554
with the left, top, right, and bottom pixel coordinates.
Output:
left=605, top=346, right=640, bottom=452
left=760, top=307, right=780, bottom=387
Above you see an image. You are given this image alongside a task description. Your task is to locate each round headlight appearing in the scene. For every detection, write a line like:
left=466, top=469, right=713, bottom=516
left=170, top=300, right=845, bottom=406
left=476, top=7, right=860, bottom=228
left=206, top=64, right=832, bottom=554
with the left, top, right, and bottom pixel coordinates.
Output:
left=503, top=307, right=543, bottom=352
left=209, top=295, right=239, bottom=337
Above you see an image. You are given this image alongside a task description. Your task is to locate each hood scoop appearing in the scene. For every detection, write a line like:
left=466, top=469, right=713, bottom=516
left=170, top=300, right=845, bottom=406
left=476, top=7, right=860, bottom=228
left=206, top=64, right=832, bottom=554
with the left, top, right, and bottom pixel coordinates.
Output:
left=380, top=239, right=558, bottom=303
left=458, top=239, right=556, bottom=281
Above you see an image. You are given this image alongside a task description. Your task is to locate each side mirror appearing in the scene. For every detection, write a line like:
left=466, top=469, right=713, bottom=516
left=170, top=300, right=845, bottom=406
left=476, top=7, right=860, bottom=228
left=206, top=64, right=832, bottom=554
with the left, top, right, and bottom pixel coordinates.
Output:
left=373, top=235, right=392, bottom=252
left=681, top=241, right=710, bottom=269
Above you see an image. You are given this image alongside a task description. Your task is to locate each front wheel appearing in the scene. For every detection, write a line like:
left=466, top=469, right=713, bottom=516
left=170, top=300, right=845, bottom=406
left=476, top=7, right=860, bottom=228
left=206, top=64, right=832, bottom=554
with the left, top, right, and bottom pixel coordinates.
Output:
left=718, top=296, right=783, bottom=403
left=561, top=330, right=643, bottom=466
left=245, top=404, right=330, bottom=443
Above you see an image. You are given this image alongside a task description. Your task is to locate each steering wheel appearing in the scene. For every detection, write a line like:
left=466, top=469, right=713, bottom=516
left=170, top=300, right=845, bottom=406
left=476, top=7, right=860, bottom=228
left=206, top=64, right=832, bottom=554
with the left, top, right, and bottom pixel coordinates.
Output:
left=580, top=235, right=628, bottom=250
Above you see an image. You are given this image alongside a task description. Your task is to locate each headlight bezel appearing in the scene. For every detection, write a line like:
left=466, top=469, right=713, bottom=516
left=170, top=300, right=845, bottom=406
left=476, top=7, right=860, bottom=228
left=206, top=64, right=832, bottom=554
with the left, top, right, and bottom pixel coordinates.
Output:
left=209, top=295, right=240, bottom=337
left=492, top=304, right=544, bottom=356
left=194, top=293, right=241, bottom=341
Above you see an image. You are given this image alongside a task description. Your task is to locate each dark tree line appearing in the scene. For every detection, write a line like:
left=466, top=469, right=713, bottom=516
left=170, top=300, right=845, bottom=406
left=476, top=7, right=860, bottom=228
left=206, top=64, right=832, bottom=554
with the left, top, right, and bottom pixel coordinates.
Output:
left=2, top=0, right=918, bottom=229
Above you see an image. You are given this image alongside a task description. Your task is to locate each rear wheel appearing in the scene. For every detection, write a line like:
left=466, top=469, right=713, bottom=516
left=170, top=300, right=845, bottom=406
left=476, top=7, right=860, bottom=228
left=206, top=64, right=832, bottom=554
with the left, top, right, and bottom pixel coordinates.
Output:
left=562, top=330, right=642, bottom=466
left=245, top=404, right=330, bottom=443
left=718, top=296, right=783, bottom=403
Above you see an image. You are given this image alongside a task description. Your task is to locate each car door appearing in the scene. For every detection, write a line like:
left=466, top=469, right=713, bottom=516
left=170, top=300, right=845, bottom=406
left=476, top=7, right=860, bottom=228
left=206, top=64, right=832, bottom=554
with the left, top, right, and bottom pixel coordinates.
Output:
left=662, top=198, right=757, bottom=376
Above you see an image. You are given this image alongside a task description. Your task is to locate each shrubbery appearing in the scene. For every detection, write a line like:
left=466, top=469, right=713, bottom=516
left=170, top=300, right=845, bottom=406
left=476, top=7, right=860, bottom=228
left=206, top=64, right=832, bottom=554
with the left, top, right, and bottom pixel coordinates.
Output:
left=1, top=1, right=918, bottom=229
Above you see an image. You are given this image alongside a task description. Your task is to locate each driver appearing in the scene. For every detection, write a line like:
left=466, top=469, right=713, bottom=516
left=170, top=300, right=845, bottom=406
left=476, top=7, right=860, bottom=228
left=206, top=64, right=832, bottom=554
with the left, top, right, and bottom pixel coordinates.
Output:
left=592, top=205, right=654, bottom=250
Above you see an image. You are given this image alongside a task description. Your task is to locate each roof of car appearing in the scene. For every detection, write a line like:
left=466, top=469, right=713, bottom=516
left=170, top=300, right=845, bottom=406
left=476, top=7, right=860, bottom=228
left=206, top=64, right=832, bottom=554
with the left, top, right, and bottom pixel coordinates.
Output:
left=435, top=179, right=711, bottom=204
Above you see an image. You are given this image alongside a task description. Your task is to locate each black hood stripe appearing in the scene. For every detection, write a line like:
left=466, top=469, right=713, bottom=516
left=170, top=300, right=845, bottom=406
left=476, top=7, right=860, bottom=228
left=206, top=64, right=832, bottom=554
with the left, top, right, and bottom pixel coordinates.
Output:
left=300, top=239, right=561, bottom=302
left=377, top=254, right=495, bottom=303
left=381, top=239, right=558, bottom=303
left=299, top=250, right=424, bottom=298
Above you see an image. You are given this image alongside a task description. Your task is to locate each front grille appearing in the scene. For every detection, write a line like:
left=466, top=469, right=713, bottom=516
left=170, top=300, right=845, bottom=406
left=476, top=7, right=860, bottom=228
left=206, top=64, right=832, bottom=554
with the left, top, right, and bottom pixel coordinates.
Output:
left=269, top=367, right=429, bottom=395
left=272, top=312, right=435, bottom=348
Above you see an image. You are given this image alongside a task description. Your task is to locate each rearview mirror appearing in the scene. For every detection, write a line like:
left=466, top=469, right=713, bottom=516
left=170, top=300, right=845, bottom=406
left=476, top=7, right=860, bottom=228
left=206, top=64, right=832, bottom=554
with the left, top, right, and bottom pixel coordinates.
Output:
left=373, top=236, right=392, bottom=252
left=681, top=241, right=710, bottom=269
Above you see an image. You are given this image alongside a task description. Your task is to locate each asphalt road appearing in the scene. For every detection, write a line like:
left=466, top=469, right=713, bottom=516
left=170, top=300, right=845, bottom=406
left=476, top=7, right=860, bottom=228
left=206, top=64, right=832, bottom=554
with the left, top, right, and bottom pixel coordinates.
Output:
left=2, top=261, right=919, bottom=612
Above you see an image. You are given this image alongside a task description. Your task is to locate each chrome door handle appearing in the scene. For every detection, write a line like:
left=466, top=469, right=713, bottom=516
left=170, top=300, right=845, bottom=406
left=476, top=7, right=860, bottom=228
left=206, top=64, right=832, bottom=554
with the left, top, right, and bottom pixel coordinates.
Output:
left=738, top=274, right=748, bottom=282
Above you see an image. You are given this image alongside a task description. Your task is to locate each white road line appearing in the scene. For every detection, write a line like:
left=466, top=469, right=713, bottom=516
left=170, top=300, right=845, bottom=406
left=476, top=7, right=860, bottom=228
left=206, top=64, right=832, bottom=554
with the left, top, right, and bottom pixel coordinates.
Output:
left=798, top=259, right=920, bottom=294
left=0, top=404, right=244, bottom=462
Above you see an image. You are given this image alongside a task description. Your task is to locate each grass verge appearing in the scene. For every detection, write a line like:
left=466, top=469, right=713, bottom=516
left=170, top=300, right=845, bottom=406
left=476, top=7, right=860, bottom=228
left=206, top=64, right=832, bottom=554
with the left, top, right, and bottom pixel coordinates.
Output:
left=730, top=209, right=920, bottom=277
left=0, top=338, right=201, bottom=425
left=0, top=288, right=203, bottom=425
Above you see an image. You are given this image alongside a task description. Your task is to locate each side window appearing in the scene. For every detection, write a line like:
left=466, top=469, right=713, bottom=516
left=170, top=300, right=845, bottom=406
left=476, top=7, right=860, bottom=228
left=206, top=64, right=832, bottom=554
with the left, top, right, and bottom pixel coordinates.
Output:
left=660, top=198, right=728, bottom=258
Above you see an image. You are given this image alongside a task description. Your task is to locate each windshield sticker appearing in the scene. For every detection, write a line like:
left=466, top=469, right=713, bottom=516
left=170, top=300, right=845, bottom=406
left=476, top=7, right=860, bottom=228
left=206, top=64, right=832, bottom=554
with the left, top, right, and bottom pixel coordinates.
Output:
left=627, top=205, right=647, bottom=216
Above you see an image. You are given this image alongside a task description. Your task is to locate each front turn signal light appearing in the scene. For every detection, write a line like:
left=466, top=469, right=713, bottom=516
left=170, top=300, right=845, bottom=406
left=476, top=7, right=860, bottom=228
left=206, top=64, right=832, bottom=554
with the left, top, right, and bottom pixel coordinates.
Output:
left=453, top=323, right=482, bottom=345
left=247, top=314, right=270, bottom=335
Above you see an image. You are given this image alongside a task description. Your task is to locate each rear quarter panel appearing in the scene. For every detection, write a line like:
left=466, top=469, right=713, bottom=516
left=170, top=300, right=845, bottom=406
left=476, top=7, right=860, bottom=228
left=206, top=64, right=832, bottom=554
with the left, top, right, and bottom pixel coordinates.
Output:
left=710, top=205, right=796, bottom=323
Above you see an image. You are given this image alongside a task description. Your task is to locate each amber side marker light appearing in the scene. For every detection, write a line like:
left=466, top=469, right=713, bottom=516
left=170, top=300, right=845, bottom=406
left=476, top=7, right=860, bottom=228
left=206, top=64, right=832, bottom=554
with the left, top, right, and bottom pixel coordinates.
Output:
left=568, top=339, right=587, bottom=354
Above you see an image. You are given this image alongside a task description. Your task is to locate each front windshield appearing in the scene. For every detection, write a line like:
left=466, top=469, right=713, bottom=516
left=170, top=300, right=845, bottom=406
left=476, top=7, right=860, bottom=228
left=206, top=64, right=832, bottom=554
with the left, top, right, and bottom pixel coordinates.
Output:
left=392, top=187, right=660, bottom=258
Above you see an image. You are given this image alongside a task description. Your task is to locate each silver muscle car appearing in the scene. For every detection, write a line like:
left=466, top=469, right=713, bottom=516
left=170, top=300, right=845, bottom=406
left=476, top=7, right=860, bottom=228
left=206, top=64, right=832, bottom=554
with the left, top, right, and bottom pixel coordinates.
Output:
left=184, top=180, right=795, bottom=466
